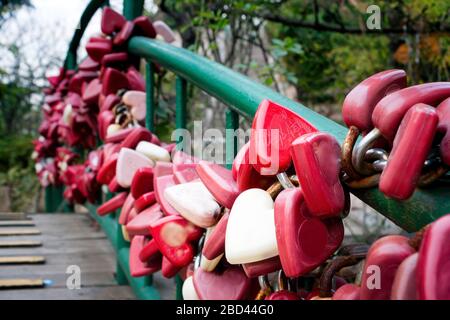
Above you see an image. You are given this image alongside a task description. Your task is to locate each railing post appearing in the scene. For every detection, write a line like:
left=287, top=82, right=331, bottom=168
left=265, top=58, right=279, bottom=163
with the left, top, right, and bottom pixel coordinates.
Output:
left=123, top=0, right=144, bottom=20
left=115, top=210, right=129, bottom=285
left=225, top=109, right=239, bottom=169
left=145, top=62, right=155, bottom=132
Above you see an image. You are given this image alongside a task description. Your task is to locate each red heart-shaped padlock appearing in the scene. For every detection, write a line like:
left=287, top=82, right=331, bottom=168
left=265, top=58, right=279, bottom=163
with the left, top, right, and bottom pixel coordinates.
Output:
left=126, top=204, right=162, bottom=236
left=149, top=215, right=203, bottom=267
left=86, top=38, right=113, bottom=62
left=342, top=69, right=407, bottom=132
left=130, top=235, right=162, bottom=277
left=97, top=192, right=128, bottom=216
left=82, top=78, right=102, bottom=105
left=250, top=99, right=317, bottom=175
left=193, top=266, right=254, bottom=300
left=134, top=191, right=157, bottom=213
left=379, top=104, right=438, bottom=200
left=417, top=214, right=450, bottom=300
left=391, top=252, right=418, bottom=300
left=101, top=7, right=126, bottom=35
left=242, top=256, right=282, bottom=278
left=113, top=21, right=135, bottom=46
left=101, top=93, right=121, bottom=112
left=202, top=212, right=228, bottom=260
left=196, top=161, right=239, bottom=209
left=274, top=188, right=344, bottom=278
left=133, top=16, right=157, bottom=38
left=118, top=193, right=135, bottom=225
left=108, top=177, right=123, bottom=193
left=101, top=52, right=129, bottom=68
left=360, top=235, right=415, bottom=300
left=161, top=256, right=182, bottom=278
left=96, top=153, right=118, bottom=185
left=127, top=67, right=146, bottom=92
left=372, top=82, right=450, bottom=141
left=131, top=167, right=154, bottom=199
left=119, top=127, right=153, bottom=150
left=291, top=132, right=345, bottom=218
left=102, top=68, right=129, bottom=95
left=154, top=174, right=181, bottom=216
left=105, top=127, right=135, bottom=144
left=78, top=57, right=100, bottom=72
left=332, top=284, right=361, bottom=300
left=437, top=97, right=450, bottom=166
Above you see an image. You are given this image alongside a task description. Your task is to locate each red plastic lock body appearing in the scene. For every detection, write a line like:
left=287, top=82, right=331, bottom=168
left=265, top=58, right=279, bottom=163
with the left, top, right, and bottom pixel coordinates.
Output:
left=193, top=266, right=253, bottom=300
left=242, top=256, right=282, bottom=278
left=101, top=7, right=126, bottom=35
left=161, top=256, right=182, bottom=278
left=78, top=57, right=100, bottom=72
left=85, top=38, right=113, bottom=62
left=250, top=99, right=317, bottom=175
left=101, top=68, right=129, bottom=95
left=332, top=284, right=361, bottom=300
left=101, top=52, right=129, bottom=68
left=154, top=174, right=181, bottom=216
left=134, top=191, right=157, bottom=213
left=113, top=21, right=135, bottom=46
left=274, top=188, right=344, bottom=278
left=97, top=192, right=128, bottom=216
left=436, top=97, right=450, bottom=166
left=202, top=212, right=229, bottom=260
left=119, top=127, right=153, bottom=150
left=149, top=215, right=203, bottom=267
left=342, top=69, right=407, bottom=132
left=372, top=82, right=450, bottom=140
left=96, top=153, right=118, bottom=185
left=196, top=161, right=239, bottom=209
left=417, top=214, right=450, bottom=300
left=82, top=78, right=102, bottom=105
left=391, top=252, right=418, bottom=300
left=291, top=132, right=345, bottom=218
left=118, top=193, right=135, bottom=225
left=133, top=16, right=157, bottom=38
left=127, top=204, right=162, bottom=236
left=130, top=235, right=162, bottom=277
left=379, top=104, right=438, bottom=200
left=266, top=291, right=299, bottom=300
left=360, top=235, right=415, bottom=300
left=131, top=167, right=154, bottom=200
left=172, top=163, right=199, bottom=184
left=234, top=142, right=276, bottom=192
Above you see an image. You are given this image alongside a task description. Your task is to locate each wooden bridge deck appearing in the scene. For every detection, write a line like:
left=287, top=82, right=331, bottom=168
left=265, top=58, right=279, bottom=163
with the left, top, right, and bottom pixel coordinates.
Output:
left=0, top=213, right=135, bottom=300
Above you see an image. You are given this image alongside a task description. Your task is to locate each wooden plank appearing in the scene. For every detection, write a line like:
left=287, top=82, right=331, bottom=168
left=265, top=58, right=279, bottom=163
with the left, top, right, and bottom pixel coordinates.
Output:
left=0, top=256, right=45, bottom=265
left=0, top=279, right=44, bottom=290
left=0, top=240, right=42, bottom=248
left=0, top=286, right=135, bottom=300
left=0, top=212, right=29, bottom=221
left=0, top=221, right=35, bottom=227
left=0, top=229, right=41, bottom=236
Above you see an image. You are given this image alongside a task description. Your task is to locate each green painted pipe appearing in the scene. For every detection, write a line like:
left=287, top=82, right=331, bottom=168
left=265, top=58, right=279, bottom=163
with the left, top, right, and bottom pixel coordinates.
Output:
left=128, top=37, right=450, bottom=232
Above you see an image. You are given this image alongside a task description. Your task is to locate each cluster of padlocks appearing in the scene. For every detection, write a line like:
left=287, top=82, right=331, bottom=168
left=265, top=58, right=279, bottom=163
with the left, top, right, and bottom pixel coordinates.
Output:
left=34, top=7, right=450, bottom=300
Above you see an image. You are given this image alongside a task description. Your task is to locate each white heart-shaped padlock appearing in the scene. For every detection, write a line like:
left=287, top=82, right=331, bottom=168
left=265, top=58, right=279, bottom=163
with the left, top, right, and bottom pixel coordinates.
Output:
left=182, top=276, right=199, bottom=300
left=116, top=148, right=154, bottom=188
left=136, top=141, right=171, bottom=163
left=164, top=181, right=221, bottom=228
left=225, top=188, right=278, bottom=264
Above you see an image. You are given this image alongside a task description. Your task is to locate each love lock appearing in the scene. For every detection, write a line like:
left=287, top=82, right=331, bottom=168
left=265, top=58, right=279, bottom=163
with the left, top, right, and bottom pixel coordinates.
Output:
left=97, top=192, right=128, bottom=216
left=342, top=69, right=407, bottom=132
left=130, top=235, right=162, bottom=277
left=291, top=132, right=345, bottom=218
left=118, top=193, right=135, bottom=225
left=116, top=148, right=154, bottom=188
left=102, top=68, right=129, bottom=95
left=101, top=93, right=121, bottom=112
left=243, top=256, right=282, bottom=279
left=134, top=192, right=157, bottom=213
left=123, top=91, right=146, bottom=123
left=96, top=152, right=118, bottom=185
left=332, top=284, right=361, bottom=300
left=250, top=99, right=317, bottom=175
left=101, top=7, right=126, bottom=35
left=372, top=82, right=450, bottom=141
left=182, top=276, right=200, bottom=300
left=196, top=161, right=239, bottom=209
left=274, top=187, right=344, bottom=278
left=127, top=67, right=146, bottom=92
left=417, top=214, right=450, bottom=300
left=379, top=104, right=439, bottom=200
left=359, top=235, right=415, bottom=300
left=79, top=57, right=100, bottom=72
left=161, top=256, right=182, bottom=278
left=391, top=252, right=418, bottom=300
left=234, top=142, right=276, bottom=192
left=200, top=226, right=223, bottom=272
left=225, top=188, right=278, bottom=264
left=131, top=167, right=154, bottom=199
left=82, top=78, right=102, bottom=105
left=98, top=110, right=115, bottom=141
left=154, top=174, right=180, bottom=216
left=126, top=204, right=162, bottom=237
left=154, top=21, right=176, bottom=43
left=133, top=16, right=157, bottom=38
left=202, top=211, right=228, bottom=263
left=136, top=141, right=171, bottom=163
left=173, top=163, right=199, bottom=184
left=148, top=215, right=203, bottom=267
left=101, top=52, right=129, bottom=69
left=164, top=181, right=221, bottom=228
left=193, top=265, right=255, bottom=300
left=106, top=127, right=135, bottom=143
left=113, top=21, right=135, bottom=46
left=86, top=38, right=113, bottom=63
left=437, top=97, right=450, bottom=165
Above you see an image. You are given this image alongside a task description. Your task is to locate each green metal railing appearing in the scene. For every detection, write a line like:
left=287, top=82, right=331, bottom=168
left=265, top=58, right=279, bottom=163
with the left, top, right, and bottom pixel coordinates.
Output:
left=45, top=0, right=450, bottom=299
